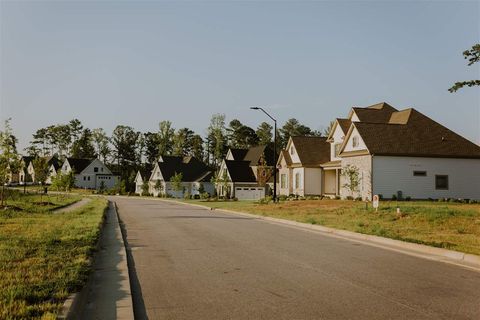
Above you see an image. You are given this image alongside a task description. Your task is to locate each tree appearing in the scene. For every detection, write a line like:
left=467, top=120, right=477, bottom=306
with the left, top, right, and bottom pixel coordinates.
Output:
left=154, top=179, right=164, bottom=196
left=227, top=119, right=258, bottom=148
left=170, top=172, right=183, bottom=197
left=32, top=157, right=50, bottom=186
left=323, top=120, right=335, bottom=137
left=207, top=114, right=227, bottom=168
left=256, top=153, right=273, bottom=187
left=341, top=165, right=361, bottom=198
left=449, top=44, right=480, bottom=92
left=279, top=118, right=314, bottom=148
left=92, top=128, right=110, bottom=162
left=111, top=125, right=142, bottom=191
left=256, top=122, right=273, bottom=145
left=158, top=121, right=174, bottom=156
left=172, top=127, right=194, bottom=156
left=51, top=171, right=75, bottom=193
left=0, top=119, right=20, bottom=206
left=190, top=134, right=204, bottom=161
left=71, top=128, right=96, bottom=158
left=69, top=119, right=84, bottom=143
left=144, top=132, right=160, bottom=164
left=141, top=181, right=150, bottom=196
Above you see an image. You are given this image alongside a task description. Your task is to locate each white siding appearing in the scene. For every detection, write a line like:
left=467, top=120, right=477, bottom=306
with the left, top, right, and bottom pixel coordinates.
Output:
left=292, top=167, right=305, bottom=196
left=304, top=167, right=322, bottom=195
left=330, top=124, right=345, bottom=161
left=343, top=127, right=367, bottom=153
left=278, top=155, right=291, bottom=196
left=350, top=111, right=360, bottom=122
left=372, top=156, right=480, bottom=200
left=288, top=141, right=301, bottom=164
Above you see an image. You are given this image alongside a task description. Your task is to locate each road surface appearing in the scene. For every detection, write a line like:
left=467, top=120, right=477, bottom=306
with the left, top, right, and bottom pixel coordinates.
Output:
left=114, top=197, right=480, bottom=320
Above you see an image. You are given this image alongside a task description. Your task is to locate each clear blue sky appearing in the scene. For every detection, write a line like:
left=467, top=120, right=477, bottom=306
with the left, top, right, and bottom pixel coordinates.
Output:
left=1, top=1, right=479, bottom=151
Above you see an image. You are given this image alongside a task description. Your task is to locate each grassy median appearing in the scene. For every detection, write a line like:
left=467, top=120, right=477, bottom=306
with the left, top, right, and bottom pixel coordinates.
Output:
left=0, top=193, right=108, bottom=320
left=183, top=199, right=480, bottom=256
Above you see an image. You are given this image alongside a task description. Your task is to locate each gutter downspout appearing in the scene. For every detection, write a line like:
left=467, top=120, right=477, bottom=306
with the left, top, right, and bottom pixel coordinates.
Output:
left=370, top=154, right=374, bottom=201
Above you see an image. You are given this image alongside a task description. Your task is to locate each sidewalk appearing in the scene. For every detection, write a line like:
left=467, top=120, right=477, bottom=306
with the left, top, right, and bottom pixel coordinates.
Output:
left=60, top=201, right=134, bottom=320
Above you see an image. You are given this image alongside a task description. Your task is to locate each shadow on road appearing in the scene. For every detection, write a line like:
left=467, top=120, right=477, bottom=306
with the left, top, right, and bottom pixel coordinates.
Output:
left=117, top=208, right=149, bottom=320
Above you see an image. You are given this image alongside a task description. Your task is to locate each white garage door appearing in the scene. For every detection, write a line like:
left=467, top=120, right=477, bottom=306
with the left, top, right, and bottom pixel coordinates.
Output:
left=235, top=187, right=265, bottom=200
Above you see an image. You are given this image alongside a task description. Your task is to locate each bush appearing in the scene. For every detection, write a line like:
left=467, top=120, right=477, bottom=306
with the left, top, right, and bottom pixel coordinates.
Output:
left=468, top=199, right=477, bottom=204
left=391, top=194, right=397, bottom=201
left=200, top=192, right=210, bottom=200
left=438, top=198, right=445, bottom=202
left=184, top=192, right=191, bottom=200
left=259, top=196, right=272, bottom=205
left=299, top=196, right=306, bottom=201
left=335, top=195, right=341, bottom=200
left=405, top=196, right=412, bottom=201
left=346, top=196, right=354, bottom=200
left=378, top=194, right=383, bottom=200
left=232, top=197, right=238, bottom=201
left=278, top=195, right=287, bottom=201
left=355, top=196, right=362, bottom=201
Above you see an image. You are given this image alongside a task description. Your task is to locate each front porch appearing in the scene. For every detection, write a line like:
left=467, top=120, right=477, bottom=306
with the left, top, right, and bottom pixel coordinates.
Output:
left=321, top=161, right=342, bottom=197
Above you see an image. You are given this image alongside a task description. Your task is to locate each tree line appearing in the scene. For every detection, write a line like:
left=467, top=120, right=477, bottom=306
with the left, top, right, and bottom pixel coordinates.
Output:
left=1, top=115, right=326, bottom=192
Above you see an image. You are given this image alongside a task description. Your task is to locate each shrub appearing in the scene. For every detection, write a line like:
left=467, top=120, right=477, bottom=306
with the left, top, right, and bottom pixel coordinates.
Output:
left=232, top=197, right=238, bottom=201
left=184, top=192, right=191, bottom=200
left=448, top=198, right=456, bottom=203
left=346, top=196, right=354, bottom=200
left=200, top=192, right=210, bottom=200
left=438, top=198, right=445, bottom=202
left=335, top=195, right=341, bottom=200
left=405, top=196, right=412, bottom=201
left=278, top=195, right=287, bottom=201
left=468, top=199, right=477, bottom=204
left=391, top=194, right=397, bottom=201
left=355, top=196, right=362, bottom=201
left=378, top=194, right=384, bottom=200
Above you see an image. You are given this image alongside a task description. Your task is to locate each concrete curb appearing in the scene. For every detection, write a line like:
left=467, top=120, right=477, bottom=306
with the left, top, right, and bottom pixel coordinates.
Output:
left=57, top=200, right=134, bottom=319
left=162, top=199, right=480, bottom=272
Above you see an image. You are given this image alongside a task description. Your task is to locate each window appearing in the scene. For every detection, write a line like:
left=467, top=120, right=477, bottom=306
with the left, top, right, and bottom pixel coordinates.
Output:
left=295, top=173, right=301, bottom=189
left=83, top=176, right=86, bottom=181
left=280, top=174, right=287, bottom=189
left=290, top=146, right=295, bottom=155
left=94, top=167, right=98, bottom=172
left=101, top=168, right=104, bottom=172
left=334, top=143, right=342, bottom=157
left=413, top=171, right=427, bottom=177
left=352, top=136, right=359, bottom=148
left=435, top=175, right=449, bottom=190
left=87, top=176, right=91, bottom=181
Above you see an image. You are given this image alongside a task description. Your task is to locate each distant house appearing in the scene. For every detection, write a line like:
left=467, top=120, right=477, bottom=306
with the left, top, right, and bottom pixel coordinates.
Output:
left=140, top=156, right=214, bottom=197
left=277, top=136, right=330, bottom=197
left=134, top=164, right=153, bottom=195
left=217, top=145, right=275, bottom=200
left=61, top=158, right=119, bottom=190
left=45, top=156, right=61, bottom=184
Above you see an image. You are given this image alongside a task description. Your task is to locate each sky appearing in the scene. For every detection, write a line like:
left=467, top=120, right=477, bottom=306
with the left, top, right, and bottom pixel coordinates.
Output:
left=1, top=0, right=479, bottom=152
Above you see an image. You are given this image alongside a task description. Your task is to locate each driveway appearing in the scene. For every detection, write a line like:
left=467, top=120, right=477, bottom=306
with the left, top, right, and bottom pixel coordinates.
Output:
left=114, top=197, right=480, bottom=320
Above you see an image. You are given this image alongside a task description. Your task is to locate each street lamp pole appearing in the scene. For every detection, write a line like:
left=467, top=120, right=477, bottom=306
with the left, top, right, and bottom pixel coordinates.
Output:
left=250, top=107, right=277, bottom=203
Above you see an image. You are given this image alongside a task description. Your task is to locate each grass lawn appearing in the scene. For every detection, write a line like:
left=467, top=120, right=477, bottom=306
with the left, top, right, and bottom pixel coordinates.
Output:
left=183, top=199, right=480, bottom=256
left=0, top=193, right=108, bottom=320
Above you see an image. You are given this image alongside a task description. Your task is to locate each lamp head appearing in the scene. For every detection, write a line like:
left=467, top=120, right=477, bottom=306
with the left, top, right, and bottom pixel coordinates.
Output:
left=250, top=106, right=260, bottom=110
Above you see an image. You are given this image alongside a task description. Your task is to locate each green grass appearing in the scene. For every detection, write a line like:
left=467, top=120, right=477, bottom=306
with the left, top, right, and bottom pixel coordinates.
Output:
left=0, top=191, right=82, bottom=214
left=0, top=194, right=108, bottom=320
left=183, top=199, right=480, bottom=256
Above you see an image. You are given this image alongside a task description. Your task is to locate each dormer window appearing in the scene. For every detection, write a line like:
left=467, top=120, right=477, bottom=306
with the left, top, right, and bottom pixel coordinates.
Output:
left=334, top=143, right=342, bottom=157
left=352, top=136, right=359, bottom=148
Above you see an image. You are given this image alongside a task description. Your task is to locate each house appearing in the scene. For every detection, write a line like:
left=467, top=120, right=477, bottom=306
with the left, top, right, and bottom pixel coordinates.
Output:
left=45, top=156, right=61, bottom=184
left=277, top=136, right=330, bottom=197
left=217, top=145, right=275, bottom=200
left=134, top=164, right=153, bottom=195
left=143, top=156, right=214, bottom=197
left=61, top=158, right=119, bottom=190
left=327, top=102, right=480, bottom=200
left=18, top=156, right=35, bottom=185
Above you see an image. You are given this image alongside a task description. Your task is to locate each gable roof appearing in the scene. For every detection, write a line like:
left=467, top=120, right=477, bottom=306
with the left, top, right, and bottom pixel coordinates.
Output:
left=156, top=156, right=212, bottom=182
left=344, top=108, right=480, bottom=159
left=351, top=102, right=398, bottom=123
left=66, top=158, right=93, bottom=173
left=46, top=156, right=61, bottom=170
left=229, top=148, right=249, bottom=160
left=243, top=145, right=275, bottom=166
left=278, top=149, right=293, bottom=166
left=290, top=136, right=331, bottom=166
left=224, top=160, right=257, bottom=182
left=337, top=118, right=352, bottom=134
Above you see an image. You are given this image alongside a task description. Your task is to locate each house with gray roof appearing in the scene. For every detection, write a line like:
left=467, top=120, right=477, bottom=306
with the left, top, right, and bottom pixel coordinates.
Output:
left=217, top=145, right=275, bottom=200
left=325, top=102, right=480, bottom=200
left=142, top=156, right=214, bottom=198
left=61, top=158, right=119, bottom=190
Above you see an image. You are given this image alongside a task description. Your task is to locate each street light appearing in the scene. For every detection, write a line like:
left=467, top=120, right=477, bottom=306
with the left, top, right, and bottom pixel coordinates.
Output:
left=250, top=106, right=277, bottom=203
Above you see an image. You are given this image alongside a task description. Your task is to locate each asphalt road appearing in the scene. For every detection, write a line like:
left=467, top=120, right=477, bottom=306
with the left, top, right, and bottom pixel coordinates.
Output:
left=114, top=198, right=480, bottom=320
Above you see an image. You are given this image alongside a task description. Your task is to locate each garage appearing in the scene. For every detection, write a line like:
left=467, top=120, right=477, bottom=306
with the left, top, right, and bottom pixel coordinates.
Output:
left=234, top=187, right=265, bottom=200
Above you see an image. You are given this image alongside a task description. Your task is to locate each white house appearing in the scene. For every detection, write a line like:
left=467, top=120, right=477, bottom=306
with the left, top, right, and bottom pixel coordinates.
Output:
left=61, top=158, right=119, bottom=190
left=332, top=102, right=480, bottom=200
left=277, top=136, right=330, bottom=197
left=136, top=156, right=214, bottom=198
left=217, top=145, right=275, bottom=200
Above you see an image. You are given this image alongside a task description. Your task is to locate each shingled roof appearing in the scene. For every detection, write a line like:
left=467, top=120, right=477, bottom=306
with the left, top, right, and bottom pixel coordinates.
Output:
left=337, top=118, right=352, bottom=134
left=157, top=156, right=212, bottom=182
left=290, top=136, right=331, bottom=166
left=224, top=160, right=257, bottom=182
left=348, top=108, right=480, bottom=159
left=67, top=158, right=93, bottom=173
left=351, top=102, right=398, bottom=123
left=229, top=148, right=249, bottom=160
left=278, top=149, right=293, bottom=166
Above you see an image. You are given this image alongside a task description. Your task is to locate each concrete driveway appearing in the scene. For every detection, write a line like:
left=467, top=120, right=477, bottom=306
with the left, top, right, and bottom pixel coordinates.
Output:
left=114, top=197, right=480, bottom=320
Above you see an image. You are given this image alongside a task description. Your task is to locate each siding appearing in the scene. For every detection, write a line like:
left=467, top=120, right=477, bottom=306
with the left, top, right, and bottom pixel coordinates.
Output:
left=372, top=156, right=480, bottom=200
